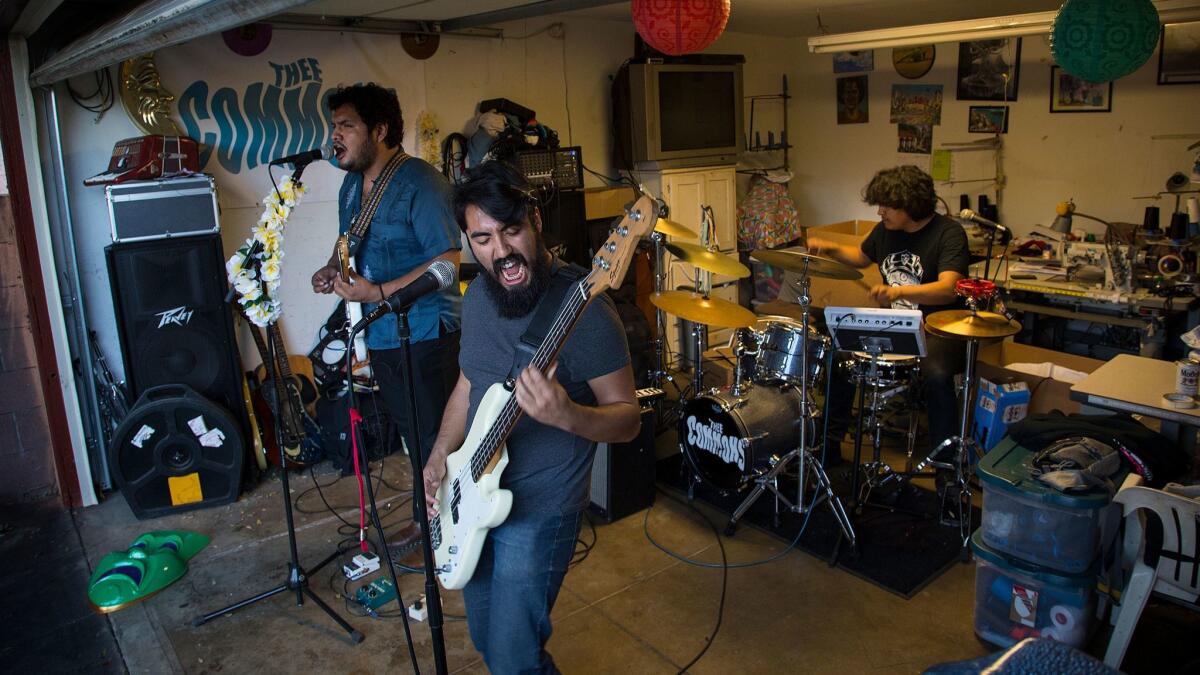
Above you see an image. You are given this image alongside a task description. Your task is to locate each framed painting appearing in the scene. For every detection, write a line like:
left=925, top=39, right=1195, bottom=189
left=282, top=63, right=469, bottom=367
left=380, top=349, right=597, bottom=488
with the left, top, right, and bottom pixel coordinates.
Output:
left=968, top=106, right=1009, bottom=133
left=1050, top=66, right=1112, bottom=112
left=956, top=38, right=1021, bottom=101
left=1158, top=22, right=1200, bottom=84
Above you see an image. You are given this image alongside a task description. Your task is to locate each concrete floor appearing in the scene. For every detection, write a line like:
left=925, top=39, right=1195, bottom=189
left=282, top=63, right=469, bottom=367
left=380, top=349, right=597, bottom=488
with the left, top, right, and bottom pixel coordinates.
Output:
left=73, top=443, right=998, bottom=675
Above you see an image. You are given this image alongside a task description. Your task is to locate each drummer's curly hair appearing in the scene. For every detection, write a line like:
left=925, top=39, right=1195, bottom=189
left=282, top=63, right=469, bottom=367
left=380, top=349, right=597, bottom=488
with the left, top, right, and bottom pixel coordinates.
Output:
left=862, top=165, right=937, bottom=221
left=327, top=83, right=403, bottom=148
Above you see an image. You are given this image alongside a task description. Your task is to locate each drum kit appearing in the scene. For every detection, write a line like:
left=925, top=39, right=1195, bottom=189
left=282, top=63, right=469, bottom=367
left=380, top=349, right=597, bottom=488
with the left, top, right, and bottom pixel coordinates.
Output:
left=646, top=224, right=1020, bottom=557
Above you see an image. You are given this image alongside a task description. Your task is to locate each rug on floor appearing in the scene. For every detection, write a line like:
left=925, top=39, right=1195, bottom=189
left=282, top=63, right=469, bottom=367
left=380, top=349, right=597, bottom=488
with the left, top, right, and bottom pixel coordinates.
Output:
left=657, top=453, right=978, bottom=598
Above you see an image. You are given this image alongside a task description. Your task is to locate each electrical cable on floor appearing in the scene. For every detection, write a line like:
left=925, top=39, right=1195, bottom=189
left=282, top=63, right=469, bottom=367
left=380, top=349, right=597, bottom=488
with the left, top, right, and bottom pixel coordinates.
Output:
left=644, top=484, right=819, bottom=672
left=570, top=511, right=598, bottom=569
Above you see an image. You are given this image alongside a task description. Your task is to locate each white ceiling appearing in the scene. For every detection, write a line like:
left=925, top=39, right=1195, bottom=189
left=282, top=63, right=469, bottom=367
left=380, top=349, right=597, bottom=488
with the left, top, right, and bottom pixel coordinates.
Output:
left=290, top=0, right=1067, bottom=37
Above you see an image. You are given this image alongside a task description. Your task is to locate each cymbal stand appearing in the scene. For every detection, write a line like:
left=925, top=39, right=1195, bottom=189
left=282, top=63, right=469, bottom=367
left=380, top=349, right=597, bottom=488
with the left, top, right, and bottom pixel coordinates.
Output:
left=648, top=231, right=675, bottom=389
left=722, top=265, right=855, bottom=550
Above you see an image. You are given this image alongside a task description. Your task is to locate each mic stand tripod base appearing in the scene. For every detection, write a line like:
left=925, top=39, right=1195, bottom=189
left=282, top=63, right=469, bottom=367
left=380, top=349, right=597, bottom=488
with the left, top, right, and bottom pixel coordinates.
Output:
left=192, top=317, right=362, bottom=644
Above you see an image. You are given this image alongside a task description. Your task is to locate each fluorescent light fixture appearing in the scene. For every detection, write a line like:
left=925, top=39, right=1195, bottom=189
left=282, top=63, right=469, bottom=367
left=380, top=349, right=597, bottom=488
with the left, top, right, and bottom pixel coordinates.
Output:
left=808, top=0, right=1200, bottom=53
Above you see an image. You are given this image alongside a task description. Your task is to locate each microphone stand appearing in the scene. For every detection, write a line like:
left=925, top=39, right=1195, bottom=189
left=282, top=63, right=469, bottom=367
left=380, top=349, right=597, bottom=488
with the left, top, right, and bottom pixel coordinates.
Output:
left=344, top=315, right=424, bottom=670
left=394, top=309, right=449, bottom=675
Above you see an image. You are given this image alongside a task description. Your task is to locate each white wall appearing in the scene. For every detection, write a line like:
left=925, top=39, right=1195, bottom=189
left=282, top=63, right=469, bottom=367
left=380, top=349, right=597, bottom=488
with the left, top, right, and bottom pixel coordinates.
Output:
left=787, top=35, right=1200, bottom=237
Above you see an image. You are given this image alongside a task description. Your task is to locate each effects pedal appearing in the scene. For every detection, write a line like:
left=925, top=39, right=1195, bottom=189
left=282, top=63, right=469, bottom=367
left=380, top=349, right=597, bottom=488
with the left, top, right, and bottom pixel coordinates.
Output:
left=343, top=551, right=380, bottom=581
left=354, top=577, right=397, bottom=611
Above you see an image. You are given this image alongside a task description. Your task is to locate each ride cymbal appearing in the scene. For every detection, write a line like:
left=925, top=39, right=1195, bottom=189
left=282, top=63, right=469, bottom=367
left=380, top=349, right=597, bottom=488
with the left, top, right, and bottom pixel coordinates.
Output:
left=925, top=310, right=1021, bottom=340
left=664, top=242, right=750, bottom=278
left=650, top=291, right=756, bottom=329
left=750, top=249, right=863, bottom=280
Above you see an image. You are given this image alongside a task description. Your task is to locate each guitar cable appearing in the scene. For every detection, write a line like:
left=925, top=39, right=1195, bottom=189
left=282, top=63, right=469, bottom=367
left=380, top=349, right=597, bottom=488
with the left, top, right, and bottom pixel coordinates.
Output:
left=641, top=484, right=820, bottom=674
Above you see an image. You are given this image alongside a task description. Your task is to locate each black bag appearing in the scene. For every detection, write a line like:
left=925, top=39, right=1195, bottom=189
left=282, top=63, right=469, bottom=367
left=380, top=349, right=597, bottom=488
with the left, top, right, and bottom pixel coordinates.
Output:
left=1006, top=411, right=1189, bottom=487
left=316, top=391, right=398, bottom=475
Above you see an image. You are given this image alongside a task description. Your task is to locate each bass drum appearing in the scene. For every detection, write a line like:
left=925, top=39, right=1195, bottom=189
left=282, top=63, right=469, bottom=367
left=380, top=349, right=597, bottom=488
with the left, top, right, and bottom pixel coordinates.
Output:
left=679, top=386, right=803, bottom=492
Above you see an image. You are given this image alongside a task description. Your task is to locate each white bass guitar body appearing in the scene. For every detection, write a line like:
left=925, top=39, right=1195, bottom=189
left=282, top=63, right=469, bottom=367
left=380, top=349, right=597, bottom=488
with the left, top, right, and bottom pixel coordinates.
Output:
left=430, top=382, right=513, bottom=590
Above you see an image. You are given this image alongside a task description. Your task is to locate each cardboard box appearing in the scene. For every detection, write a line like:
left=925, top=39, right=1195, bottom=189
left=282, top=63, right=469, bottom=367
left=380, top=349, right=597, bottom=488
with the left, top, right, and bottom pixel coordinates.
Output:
left=972, top=377, right=1031, bottom=452
left=976, top=341, right=1104, bottom=416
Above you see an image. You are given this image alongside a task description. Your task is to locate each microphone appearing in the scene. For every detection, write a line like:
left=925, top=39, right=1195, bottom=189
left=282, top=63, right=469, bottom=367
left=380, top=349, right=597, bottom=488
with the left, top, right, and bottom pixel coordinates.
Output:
left=351, top=259, right=457, bottom=333
left=269, top=142, right=334, bottom=166
left=959, top=208, right=1009, bottom=234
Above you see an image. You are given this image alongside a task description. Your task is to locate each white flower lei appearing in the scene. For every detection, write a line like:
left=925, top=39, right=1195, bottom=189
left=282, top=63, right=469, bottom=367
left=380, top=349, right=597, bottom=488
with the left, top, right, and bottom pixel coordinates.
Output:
left=226, top=176, right=307, bottom=327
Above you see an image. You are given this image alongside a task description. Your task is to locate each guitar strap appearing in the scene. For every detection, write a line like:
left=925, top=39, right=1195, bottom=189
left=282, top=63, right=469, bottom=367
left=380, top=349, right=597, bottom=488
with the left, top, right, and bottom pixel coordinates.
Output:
left=344, top=149, right=411, bottom=256
left=505, top=258, right=587, bottom=387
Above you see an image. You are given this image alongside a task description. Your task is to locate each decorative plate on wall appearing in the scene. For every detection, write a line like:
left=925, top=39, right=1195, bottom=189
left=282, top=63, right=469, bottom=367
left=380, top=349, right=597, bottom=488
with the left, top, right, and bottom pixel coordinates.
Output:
left=893, top=45, right=936, bottom=79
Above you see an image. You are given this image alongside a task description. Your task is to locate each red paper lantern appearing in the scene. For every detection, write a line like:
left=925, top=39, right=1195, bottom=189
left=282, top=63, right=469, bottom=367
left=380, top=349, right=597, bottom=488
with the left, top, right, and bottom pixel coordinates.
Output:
left=632, top=0, right=731, bottom=56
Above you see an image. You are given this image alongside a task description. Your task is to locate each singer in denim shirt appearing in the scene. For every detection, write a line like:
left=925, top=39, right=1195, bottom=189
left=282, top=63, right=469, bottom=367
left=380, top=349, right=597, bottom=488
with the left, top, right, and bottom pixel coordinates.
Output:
left=313, top=85, right=461, bottom=556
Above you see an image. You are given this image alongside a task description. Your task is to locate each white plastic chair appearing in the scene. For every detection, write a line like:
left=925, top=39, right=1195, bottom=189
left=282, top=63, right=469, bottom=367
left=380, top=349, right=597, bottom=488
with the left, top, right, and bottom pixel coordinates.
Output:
left=1103, top=485, right=1200, bottom=668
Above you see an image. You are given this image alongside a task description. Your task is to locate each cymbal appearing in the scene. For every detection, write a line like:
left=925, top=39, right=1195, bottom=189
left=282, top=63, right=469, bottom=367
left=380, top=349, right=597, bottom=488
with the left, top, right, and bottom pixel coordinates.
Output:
left=750, top=249, right=863, bottom=280
left=654, top=217, right=698, bottom=239
left=664, top=242, right=750, bottom=278
left=650, top=291, right=757, bottom=329
left=925, top=310, right=1021, bottom=340
left=754, top=300, right=810, bottom=322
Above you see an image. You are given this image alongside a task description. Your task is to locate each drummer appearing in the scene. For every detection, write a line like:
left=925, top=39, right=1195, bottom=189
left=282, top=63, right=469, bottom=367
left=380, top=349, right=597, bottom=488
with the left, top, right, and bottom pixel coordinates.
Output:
left=793, top=165, right=969, bottom=474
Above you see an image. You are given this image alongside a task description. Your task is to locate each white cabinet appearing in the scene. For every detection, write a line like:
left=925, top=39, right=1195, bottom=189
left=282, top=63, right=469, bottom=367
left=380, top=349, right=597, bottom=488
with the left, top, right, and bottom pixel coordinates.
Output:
left=640, top=165, right=739, bottom=367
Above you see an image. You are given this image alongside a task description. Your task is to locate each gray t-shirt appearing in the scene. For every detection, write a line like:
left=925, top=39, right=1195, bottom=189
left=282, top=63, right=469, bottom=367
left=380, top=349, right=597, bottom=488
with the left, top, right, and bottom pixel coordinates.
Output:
left=459, top=263, right=631, bottom=519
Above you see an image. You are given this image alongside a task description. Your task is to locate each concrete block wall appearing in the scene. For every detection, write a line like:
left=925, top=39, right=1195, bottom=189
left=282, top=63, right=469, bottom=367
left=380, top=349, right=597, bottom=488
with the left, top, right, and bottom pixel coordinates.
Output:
left=0, top=195, right=56, bottom=502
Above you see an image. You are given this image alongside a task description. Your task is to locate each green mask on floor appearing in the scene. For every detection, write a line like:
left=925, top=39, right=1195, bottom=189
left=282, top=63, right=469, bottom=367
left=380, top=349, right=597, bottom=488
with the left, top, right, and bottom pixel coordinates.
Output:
left=87, top=530, right=210, bottom=613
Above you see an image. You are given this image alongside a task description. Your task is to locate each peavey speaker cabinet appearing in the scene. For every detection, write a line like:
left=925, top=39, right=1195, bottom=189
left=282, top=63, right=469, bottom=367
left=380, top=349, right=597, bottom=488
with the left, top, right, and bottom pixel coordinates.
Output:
left=105, top=233, right=248, bottom=449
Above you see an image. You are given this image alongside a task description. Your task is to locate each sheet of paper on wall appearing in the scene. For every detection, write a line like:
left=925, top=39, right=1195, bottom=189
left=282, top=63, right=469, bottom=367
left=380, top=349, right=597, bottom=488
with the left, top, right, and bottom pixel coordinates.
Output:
left=931, top=150, right=952, bottom=181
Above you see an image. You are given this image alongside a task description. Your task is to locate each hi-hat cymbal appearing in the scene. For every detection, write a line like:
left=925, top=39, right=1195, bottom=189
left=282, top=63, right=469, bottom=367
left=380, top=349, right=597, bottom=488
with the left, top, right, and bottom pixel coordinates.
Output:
left=664, top=242, right=750, bottom=278
left=925, top=310, right=1021, bottom=340
left=654, top=217, right=698, bottom=239
left=750, top=249, right=863, bottom=280
left=650, top=291, right=756, bottom=329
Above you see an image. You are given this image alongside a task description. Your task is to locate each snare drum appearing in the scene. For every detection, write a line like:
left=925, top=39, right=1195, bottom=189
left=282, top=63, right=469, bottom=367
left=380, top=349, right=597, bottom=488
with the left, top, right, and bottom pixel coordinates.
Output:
left=679, top=385, right=803, bottom=492
left=849, top=352, right=920, bottom=386
left=756, top=319, right=830, bottom=385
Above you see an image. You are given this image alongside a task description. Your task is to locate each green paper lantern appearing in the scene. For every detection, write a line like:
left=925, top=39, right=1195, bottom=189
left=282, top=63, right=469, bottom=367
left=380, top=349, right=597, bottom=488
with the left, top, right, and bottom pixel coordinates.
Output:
left=1051, top=0, right=1160, bottom=83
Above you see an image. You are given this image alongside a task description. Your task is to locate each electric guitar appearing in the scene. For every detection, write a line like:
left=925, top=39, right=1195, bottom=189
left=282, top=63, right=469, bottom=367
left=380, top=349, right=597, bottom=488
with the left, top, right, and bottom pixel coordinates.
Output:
left=430, top=193, right=658, bottom=590
left=247, top=321, right=323, bottom=465
left=335, top=235, right=370, bottom=370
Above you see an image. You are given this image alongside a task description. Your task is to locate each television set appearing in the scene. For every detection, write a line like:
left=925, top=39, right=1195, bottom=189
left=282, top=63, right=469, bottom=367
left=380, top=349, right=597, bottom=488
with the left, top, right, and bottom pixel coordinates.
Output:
left=614, top=62, right=744, bottom=170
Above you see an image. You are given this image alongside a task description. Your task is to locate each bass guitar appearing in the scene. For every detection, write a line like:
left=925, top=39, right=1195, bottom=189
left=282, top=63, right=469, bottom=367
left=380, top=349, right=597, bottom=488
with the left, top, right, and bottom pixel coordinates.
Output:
left=430, top=193, right=658, bottom=590
left=246, top=320, right=323, bottom=465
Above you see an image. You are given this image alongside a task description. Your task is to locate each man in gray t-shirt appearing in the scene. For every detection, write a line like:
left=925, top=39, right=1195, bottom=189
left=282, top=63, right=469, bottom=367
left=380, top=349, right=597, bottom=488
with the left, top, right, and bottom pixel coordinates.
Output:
left=423, top=162, right=639, bottom=674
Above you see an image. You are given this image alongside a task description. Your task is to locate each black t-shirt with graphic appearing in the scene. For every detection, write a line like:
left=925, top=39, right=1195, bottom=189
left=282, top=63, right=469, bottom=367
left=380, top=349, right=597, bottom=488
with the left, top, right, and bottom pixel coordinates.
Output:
left=860, top=213, right=969, bottom=314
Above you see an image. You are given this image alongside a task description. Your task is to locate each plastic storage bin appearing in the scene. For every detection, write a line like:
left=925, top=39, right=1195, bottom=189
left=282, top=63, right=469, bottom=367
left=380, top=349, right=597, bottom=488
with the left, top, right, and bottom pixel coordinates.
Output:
left=977, top=438, right=1122, bottom=574
left=972, top=531, right=1097, bottom=649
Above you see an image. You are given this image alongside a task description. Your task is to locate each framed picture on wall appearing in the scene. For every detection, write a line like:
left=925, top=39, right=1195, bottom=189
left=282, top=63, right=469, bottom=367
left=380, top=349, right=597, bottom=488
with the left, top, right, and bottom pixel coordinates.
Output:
left=833, top=50, right=874, bottom=73
left=956, top=38, right=1021, bottom=101
left=1050, top=66, right=1113, bottom=112
left=837, top=75, right=869, bottom=124
left=1158, top=22, right=1200, bottom=84
left=968, top=106, right=1009, bottom=133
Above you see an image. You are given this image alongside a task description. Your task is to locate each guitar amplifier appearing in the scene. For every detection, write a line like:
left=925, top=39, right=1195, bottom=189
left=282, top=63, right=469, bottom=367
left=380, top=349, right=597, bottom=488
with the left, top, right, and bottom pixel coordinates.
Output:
left=106, top=174, right=220, bottom=243
left=589, top=392, right=660, bottom=523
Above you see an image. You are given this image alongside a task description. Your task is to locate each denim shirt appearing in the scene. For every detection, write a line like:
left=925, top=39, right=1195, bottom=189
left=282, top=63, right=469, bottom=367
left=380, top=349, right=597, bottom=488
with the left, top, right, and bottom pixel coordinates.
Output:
left=337, top=154, right=462, bottom=349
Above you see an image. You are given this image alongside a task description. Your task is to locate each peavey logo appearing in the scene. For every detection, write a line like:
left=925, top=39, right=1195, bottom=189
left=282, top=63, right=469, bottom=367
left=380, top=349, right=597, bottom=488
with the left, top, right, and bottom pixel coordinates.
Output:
left=156, top=306, right=194, bottom=328
left=685, top=416, right=746, bottom=469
